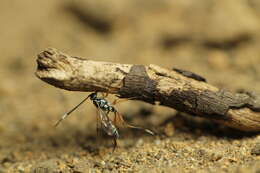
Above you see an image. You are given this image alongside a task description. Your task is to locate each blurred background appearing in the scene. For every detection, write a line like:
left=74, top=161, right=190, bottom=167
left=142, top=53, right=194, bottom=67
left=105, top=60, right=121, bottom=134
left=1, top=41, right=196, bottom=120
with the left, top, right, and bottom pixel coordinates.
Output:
left=0, top=0, right=260, bottom=172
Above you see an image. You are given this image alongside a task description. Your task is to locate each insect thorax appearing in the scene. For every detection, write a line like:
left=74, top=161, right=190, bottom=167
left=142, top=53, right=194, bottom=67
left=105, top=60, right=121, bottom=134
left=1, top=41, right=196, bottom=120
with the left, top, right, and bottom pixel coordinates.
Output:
left=93, top=98, right=116, bottom=112
left=93, top=98, right=106, bottom=108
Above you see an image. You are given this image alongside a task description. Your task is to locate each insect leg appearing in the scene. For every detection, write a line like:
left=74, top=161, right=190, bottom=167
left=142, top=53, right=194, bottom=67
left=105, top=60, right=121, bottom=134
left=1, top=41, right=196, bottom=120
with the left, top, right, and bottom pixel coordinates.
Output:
left=112, top=137, right=117, bottom=152
left=100, top=92, right=109, bottom=98
left=113, top=111, right=155, bottom=135
left=112, top=98, right=128, bottom=105
left=111, top=97, right=138, bottom=105
left=54, top=95, right=91, bottom=127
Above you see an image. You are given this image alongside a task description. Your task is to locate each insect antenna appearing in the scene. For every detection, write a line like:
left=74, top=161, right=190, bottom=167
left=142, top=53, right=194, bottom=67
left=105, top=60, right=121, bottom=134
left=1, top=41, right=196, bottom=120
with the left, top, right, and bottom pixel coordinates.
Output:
left=54, top=95, right=91, bottom=127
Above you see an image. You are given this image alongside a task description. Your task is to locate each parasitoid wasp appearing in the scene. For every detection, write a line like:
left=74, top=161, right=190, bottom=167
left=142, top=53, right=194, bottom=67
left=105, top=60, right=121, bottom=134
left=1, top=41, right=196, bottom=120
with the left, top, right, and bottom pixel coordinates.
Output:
left=54, top=92, right=154, bottom=150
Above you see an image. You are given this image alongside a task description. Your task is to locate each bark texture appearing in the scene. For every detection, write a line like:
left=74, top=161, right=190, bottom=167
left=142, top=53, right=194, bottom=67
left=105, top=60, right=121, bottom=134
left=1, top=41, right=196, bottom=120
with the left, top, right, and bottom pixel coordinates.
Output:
left=35, top=48, right=260, bottom=132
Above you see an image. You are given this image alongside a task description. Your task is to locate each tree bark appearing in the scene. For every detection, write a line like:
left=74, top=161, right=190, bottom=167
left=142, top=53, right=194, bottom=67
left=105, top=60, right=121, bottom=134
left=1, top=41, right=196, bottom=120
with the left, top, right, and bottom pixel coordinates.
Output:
left=35, top=48, right=260, bottom=132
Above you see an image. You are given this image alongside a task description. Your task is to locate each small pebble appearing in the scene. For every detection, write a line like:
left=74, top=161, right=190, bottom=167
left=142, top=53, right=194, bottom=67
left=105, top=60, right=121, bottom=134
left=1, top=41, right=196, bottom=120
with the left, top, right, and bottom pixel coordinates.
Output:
left=251, top=142, right=260, bottom=156
left=155, top=140, right=161, bottom=146
left=136, top=139, right=144, bottom=146
left=164, top=123, right=175, bottom=137
left=100, top=160, right=106, bottom=166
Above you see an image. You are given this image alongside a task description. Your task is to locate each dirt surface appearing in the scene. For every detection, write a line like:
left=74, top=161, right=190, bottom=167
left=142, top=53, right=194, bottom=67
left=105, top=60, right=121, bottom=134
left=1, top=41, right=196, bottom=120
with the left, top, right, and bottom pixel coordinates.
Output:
left=0, top=0, right=260, bottom=172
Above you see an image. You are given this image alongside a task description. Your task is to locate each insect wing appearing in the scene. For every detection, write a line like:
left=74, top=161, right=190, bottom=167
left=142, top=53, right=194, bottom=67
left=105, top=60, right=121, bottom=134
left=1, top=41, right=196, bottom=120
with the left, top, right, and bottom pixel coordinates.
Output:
left=97, top=107, right=119, bottom=150
left=95, top=108, right=102, bottom=136
left=97, top=107, right=115, bottom=136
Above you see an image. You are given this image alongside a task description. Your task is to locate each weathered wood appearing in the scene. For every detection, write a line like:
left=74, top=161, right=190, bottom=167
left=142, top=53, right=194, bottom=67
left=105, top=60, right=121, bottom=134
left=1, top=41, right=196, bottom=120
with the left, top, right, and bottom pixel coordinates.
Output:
left=35, top=48, right=260, bottom=132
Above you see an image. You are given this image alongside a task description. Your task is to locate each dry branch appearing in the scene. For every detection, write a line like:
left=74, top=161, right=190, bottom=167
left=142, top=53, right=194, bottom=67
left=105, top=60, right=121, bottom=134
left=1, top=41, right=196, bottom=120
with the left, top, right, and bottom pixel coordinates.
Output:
left=35, top=48, right=260, bottom=132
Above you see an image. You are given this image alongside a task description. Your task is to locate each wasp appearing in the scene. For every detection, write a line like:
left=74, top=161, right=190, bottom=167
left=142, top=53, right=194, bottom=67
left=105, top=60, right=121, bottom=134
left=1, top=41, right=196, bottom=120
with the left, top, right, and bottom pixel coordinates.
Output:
left=55, top=92, right=154, bottom=150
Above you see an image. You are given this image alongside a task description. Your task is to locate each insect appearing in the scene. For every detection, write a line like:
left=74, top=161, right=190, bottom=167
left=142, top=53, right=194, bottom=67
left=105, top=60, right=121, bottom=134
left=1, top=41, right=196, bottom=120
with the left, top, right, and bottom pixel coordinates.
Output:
left=54, top=92, right=154, bottom=150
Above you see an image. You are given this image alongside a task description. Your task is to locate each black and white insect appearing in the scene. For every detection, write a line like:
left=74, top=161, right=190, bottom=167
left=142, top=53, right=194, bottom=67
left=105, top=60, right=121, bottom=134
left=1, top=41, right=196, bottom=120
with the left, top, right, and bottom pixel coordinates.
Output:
left=54, top=92, right=154, bottom=150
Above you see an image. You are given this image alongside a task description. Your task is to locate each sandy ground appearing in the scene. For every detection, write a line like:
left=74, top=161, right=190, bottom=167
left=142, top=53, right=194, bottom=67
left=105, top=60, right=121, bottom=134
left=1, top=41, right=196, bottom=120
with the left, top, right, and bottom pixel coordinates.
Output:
left=0, top=0, right=260, bottom=172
